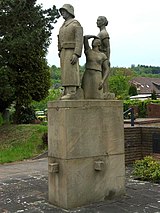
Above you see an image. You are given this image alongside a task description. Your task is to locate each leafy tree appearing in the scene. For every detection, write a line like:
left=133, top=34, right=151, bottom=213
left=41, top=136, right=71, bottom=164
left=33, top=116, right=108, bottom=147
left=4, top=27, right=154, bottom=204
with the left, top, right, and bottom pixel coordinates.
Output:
left=109, top=75, right=129, bottom=99
left=0, top=0, right=60, bottom=123
left=50, top=65, right=61, bottom=85
left=0, top=66, right=15, bottom=114
left=108, top=67, right=134, bottom=99
left=128, top=84, right=138, bottom=96
left=132, top=65, right=160, bottom=75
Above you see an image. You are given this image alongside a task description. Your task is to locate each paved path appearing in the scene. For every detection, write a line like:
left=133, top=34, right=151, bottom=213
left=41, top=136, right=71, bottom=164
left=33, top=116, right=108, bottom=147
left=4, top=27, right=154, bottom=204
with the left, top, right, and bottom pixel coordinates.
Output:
left=0, top=158, right=160, bottom=213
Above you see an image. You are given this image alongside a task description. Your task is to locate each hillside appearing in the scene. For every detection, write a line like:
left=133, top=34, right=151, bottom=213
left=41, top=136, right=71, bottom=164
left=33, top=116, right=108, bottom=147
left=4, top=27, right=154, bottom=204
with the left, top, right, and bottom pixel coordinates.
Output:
left=0, top=124, right=47, bottom=163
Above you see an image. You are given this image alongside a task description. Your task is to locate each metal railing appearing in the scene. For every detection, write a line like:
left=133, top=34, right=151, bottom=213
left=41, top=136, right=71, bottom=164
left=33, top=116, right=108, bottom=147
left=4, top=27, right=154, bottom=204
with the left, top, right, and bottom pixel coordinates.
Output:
left=123, top=108, right=134, bottom=126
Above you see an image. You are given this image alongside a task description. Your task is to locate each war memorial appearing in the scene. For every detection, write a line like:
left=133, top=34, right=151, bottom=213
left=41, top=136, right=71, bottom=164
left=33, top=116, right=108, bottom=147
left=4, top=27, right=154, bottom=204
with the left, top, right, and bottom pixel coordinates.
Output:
left=48, top=4, right=125, bottom=209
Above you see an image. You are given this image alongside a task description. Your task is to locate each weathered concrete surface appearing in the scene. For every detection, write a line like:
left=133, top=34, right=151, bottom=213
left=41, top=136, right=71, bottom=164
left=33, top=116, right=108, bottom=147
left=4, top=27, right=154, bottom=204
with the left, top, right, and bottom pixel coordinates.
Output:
left=48, top=155, right=125, bottom=209
left=0, top=158, right=160, bottom=213
left=48, top=100, right=125, bottom=209
left=48, top=100, right=124, bottom=158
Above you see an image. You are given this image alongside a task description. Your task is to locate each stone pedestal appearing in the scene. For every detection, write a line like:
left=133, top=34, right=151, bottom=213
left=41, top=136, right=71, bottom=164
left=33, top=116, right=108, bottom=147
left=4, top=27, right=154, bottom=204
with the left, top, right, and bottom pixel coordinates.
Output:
left=48, top=100, right=125, bottom=209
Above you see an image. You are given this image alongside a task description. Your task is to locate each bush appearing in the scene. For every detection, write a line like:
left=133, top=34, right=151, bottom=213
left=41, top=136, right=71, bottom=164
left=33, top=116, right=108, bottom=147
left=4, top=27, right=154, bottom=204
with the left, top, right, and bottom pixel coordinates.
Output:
left=124, top=99, right=160, bottom=118
left=128, top=84, right=138, bottom=96
left=132, top=156, right=160, bottom=182
left=13, top=106, right=36, bottom=124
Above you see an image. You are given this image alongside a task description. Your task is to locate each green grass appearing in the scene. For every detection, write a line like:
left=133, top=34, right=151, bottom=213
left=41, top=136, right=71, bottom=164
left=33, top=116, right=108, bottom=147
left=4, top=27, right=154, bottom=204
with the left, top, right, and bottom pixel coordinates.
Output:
left=0, top=124, right=48, bottom=163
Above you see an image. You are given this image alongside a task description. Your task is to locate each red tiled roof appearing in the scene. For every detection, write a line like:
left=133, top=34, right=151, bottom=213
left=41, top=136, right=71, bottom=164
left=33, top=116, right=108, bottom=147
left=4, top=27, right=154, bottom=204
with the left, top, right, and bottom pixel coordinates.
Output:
left=130, top=77, right=160, bottom=94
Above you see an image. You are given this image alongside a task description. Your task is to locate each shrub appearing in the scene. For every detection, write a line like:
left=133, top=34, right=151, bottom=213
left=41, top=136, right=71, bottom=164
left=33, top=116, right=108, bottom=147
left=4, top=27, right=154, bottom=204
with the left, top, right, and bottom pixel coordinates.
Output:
left=132, top=156, right=160, bottom=182
left=128, top=84, right=138, bottom=96
left=124, top=99, right=160, bottom=118
left=13, top=106, right=36, bottom=124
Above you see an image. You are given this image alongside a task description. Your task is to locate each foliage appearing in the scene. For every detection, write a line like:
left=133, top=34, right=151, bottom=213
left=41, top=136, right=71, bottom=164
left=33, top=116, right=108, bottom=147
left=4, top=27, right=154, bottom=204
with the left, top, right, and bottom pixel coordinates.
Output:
left=0, top=66, right=15, bottom=113
left=151, top=90, right=157, bottom=100
left=128, top=84, right=138, bottom=96
left=0, top=113, right=4, bottom=126
left=124, top=99, right=160, bottom=118
left=108, top=67, right=135, bottom=99
left=110, top=67, right=135, bottom=77
left=132, top=65, right=160, bottom=75
left=0, top=124, right=48, bottom=163
left=50, top=65, right=61, bottom=85
left=133, top=156, right=160, bottom=182
left=109, top=75, right=129, bottom=99
left=32, top=88, right=61, bottom=111
left=0, top=0, right=60, bottom=123
left=13, top=106, right=36, bottom=124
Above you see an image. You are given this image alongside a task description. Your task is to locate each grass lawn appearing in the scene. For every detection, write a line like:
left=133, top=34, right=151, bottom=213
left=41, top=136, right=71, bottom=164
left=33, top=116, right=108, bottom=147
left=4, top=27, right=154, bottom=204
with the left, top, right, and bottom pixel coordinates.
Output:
left=0, top=124, right=48, bottom=164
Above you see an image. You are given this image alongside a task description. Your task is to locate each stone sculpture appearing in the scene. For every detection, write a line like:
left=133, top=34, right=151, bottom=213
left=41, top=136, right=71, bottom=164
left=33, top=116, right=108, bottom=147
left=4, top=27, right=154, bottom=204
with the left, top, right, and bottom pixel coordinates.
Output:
left=58, top=4, right=83, bottom=100
left=82, top=35, right=109, bottom=99
left=97, top=16, right=110, bottom=61
left=97, top=16, right=114, bottom=99
left=48, top=8, right=125, bottom=209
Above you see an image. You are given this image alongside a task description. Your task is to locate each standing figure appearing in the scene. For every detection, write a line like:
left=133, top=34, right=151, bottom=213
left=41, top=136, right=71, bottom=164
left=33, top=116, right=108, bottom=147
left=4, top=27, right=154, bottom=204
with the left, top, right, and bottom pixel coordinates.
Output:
left=97, top=16, right=112, bottom=98
left=82, top=35, right=109, bottom=99
left=58, top=4, right=83, bottom=100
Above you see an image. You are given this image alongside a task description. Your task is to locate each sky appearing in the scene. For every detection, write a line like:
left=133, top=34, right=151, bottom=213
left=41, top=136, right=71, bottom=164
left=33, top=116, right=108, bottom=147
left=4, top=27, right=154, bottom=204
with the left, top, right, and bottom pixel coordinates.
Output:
left=36, top=0, right=160, bottom=68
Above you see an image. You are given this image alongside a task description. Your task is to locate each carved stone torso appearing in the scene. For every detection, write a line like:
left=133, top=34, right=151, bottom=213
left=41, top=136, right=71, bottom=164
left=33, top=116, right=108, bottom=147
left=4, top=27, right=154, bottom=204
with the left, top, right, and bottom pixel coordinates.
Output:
left=97, top=29, right=110, bottom=59
left=58, top=19, right=83, bottom=57
left=82, top=48, right=107, bottom=99
left=85, top=48, right=107, bottom=71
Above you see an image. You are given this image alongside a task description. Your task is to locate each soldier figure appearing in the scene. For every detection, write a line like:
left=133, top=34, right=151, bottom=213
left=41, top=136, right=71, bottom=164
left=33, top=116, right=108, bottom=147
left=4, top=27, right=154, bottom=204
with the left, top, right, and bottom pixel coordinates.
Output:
left=58, top=4, right=83, bottom=100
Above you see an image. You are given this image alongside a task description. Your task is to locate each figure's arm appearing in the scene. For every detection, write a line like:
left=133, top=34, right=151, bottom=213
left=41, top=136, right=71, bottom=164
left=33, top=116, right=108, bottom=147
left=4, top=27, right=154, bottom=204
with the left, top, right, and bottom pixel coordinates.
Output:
left=74, top=25, right=83, bottom=57
left=83, top=35, right=90, bottom=51
left=71, top=23, right=83, bottom=65
left=71, top=34, right=96, bottom=64
left=84, top=35, right=99, bottom=51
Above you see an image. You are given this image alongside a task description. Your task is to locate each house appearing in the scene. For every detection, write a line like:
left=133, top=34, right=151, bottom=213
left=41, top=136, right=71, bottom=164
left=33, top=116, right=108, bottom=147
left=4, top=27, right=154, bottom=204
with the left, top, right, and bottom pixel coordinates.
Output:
left=129, top=77, right=160, bottom=99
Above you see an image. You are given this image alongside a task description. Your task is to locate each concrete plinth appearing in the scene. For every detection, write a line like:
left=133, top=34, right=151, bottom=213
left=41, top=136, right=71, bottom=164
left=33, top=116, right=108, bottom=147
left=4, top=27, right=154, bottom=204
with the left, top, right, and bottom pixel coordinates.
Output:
left=48, top=100, right=125, bottom=209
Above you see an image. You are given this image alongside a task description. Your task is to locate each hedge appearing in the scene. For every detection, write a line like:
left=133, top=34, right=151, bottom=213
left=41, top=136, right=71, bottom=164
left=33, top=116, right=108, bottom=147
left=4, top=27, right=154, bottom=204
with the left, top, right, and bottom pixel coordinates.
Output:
left=123, top=99, right=160, bottom=118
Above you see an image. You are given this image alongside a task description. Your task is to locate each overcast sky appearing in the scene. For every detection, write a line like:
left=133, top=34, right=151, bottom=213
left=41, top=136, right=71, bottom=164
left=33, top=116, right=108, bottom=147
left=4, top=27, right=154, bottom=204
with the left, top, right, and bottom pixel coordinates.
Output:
left=37, top=0, right=160, bottom=68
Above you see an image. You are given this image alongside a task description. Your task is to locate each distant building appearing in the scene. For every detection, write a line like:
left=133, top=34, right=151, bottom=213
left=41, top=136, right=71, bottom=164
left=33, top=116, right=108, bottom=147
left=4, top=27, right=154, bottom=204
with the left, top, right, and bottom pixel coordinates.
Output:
left=129, top=77, right=160, bottom=100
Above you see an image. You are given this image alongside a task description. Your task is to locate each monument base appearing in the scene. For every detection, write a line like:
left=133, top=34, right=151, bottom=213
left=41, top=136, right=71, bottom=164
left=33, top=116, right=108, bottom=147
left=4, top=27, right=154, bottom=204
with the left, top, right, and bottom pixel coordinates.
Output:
left=48, top=100, right=125, bottom=209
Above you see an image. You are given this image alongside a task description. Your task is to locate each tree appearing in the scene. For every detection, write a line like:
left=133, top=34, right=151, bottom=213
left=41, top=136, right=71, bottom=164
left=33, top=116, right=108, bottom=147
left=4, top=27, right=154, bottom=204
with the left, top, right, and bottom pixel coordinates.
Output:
left=50, top=65, right=61, bottom=84
left=0, top=0, right=60, bottom=123
left=108, top=67, right=134, bottom=99
left=128, top=84, right=138, bottom=96
left=151, top=90, right=157, bottom=100
left=109, top=75, right=129, bottom=99
left=0, top=66, right=15, bottom=114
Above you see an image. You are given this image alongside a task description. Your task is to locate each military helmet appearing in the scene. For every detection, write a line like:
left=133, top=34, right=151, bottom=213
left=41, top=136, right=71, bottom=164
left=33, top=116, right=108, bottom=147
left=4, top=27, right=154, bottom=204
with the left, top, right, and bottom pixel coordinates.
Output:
left=59, top=4, right=75, bottom=18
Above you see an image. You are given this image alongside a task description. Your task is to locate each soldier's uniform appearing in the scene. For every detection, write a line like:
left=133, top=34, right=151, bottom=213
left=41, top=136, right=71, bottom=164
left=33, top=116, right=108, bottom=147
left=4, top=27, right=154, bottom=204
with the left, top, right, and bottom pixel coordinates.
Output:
left=58, top=4, right=83, bottom=88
